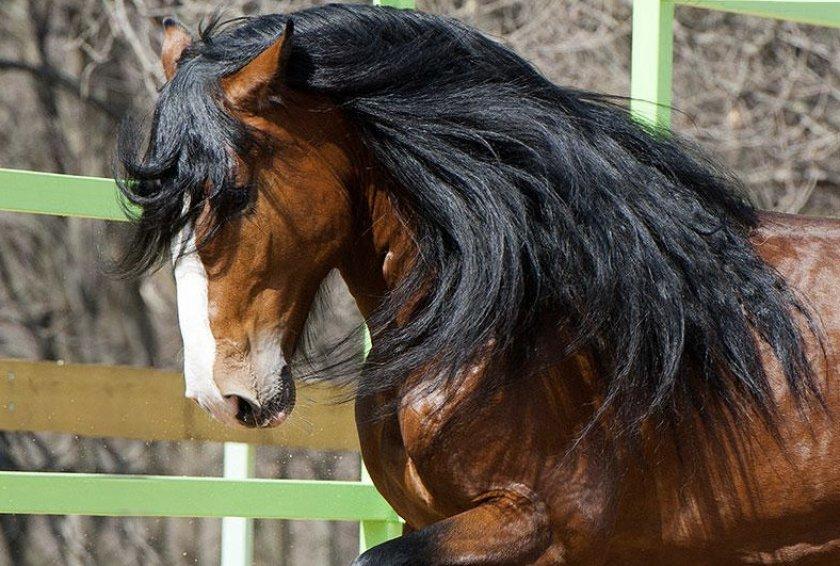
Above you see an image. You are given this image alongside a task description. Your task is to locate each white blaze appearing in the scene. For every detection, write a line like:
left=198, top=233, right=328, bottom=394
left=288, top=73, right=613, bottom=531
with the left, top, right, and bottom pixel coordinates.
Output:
left=172, top=227, right=237, bottom=425
left=171, top=228, right=360, bottom=426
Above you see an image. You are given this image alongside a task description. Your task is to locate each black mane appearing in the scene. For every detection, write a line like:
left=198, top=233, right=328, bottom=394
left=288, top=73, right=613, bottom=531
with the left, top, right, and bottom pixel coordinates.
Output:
left=118, top=4, right=822, bottom=442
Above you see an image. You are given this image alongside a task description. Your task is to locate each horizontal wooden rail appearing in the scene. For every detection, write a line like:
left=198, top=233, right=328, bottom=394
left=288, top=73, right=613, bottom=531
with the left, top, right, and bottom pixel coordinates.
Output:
left=0, top=472, right=397, bottom=521
left=0, top=359, right=358, bottom=451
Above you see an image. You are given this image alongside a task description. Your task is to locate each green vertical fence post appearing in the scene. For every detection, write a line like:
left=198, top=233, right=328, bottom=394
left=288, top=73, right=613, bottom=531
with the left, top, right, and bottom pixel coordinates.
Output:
left=630, top=0, right=675, bottom=129
left=359, top=464, right=403, bottom=553
left=221, top=443, right=257, bottom=566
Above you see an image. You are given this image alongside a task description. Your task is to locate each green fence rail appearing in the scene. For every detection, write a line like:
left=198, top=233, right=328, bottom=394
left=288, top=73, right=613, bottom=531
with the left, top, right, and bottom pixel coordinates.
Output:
left=0, top=472, right=400, bottom=521
left=1, top=1, right=835, bottom=565
left=0, top=168, right=127, bottom=221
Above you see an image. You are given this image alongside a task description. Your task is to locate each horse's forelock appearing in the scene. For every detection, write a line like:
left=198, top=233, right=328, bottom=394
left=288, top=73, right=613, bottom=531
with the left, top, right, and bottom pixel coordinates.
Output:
left=116, top=43, right=256, bottom=276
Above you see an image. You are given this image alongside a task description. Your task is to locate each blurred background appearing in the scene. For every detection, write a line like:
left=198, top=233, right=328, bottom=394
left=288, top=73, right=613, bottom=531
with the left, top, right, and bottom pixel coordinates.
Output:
left=0, top=0, right=837, bottom=564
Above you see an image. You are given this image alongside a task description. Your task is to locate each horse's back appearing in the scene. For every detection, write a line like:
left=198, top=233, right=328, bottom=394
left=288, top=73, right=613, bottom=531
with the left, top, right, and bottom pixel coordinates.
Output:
left=753, top=210, right=840, bottom=391
left=647, top=211, right=840, bottom=564
left=754, top=211, right=840, bottom=298
left=609, top=213, right=840, bottom=564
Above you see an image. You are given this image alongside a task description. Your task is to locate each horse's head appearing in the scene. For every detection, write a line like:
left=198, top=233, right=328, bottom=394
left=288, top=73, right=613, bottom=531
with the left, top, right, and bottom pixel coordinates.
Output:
left=152, top=20, right=365, bottom=428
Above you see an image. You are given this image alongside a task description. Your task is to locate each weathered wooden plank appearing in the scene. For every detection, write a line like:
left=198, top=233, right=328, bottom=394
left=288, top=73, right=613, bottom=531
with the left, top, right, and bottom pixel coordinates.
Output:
left=0, top=359, right=358, bottom=450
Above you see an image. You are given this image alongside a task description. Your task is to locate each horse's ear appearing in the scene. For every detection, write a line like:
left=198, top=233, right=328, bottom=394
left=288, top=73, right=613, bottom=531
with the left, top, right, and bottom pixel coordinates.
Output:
left=161, top=18, right=192, bottom=81
left=222, top=20, right=294, bottom=108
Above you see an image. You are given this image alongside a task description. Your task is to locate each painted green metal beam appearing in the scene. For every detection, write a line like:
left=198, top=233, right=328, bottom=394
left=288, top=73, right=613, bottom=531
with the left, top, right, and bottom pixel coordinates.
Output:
left=676, top=1, right=840, bottom=28
left=0, top=168, right=128, bottom=221
left=0, top=472, right=399, bottom=521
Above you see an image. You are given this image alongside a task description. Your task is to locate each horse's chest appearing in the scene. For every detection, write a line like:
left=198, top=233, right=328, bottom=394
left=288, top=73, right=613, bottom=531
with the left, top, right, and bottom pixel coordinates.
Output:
left=354, top=384, right=558, bottom=528
left=355, top=394, right=448, bottom=528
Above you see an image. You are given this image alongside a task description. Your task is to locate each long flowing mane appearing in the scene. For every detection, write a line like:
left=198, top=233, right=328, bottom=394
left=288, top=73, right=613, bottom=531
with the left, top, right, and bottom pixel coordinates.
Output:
left=118, top=4, right=823, bottom=442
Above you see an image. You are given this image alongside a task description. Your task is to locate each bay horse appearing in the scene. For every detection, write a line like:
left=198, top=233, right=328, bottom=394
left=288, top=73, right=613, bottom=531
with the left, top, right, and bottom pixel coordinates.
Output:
left=118, top=5, right=839, bottom=564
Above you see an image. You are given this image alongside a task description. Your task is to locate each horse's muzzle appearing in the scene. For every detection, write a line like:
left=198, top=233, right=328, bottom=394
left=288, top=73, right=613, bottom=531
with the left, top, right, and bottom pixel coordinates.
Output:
left=229, top=365, right=296, bottom=429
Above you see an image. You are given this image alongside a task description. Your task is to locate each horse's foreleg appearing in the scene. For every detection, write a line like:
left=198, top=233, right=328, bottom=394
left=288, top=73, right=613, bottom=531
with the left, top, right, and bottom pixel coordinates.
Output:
left=352, top=487, right=553, bottom=565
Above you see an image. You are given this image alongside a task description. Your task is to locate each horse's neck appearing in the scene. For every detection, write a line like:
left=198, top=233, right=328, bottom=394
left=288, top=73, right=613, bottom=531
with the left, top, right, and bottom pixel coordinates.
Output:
left=337, top=172, right=414, bottom=319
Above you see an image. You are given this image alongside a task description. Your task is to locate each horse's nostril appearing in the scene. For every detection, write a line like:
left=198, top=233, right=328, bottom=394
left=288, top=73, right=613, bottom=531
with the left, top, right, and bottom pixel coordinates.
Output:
left=229, top=395, right=260, bottom=428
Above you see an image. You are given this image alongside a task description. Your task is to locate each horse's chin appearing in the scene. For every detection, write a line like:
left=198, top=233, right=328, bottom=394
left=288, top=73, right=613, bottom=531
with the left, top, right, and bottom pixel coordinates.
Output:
left=229, top=397, right=294, bottom=429
left=257, top=409, right=292, bottom=429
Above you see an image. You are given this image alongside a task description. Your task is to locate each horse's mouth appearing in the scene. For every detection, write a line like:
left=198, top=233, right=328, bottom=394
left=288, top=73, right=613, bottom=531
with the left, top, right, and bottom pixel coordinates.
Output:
left=233, top=366, right=296, bottom=429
